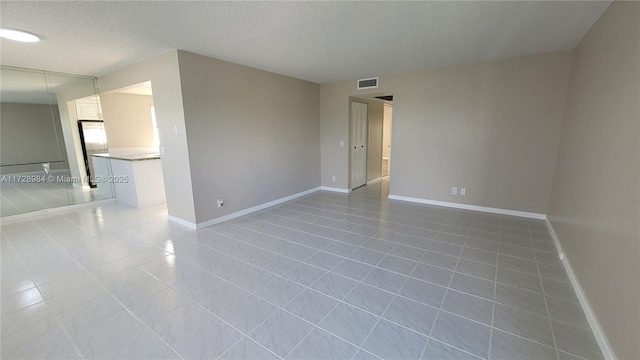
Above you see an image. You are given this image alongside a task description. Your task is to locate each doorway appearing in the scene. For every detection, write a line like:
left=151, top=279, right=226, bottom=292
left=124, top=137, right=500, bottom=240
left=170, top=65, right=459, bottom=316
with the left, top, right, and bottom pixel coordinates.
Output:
left=349, top=95, right=393, bottom=192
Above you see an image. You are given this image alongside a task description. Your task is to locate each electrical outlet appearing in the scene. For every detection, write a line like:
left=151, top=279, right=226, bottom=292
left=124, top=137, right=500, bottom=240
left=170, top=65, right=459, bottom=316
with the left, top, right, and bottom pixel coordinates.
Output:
left=460, top=188, right=466, bottom=196
left=451, top=187, right=457, bottom=195
left=340, top=140, right=344, bottom=147
left=332, top=175, right=336, bottom=182
left=217, top=199, right=224, bottom=208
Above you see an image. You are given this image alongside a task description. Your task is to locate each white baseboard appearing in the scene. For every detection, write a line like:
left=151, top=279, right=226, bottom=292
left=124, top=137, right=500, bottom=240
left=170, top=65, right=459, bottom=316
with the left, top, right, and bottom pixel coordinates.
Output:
left=319, top=186, right=350, bottom=194
left=167, top=215, right=197, bottom=229
left=387, top=194, right=546, bottom=219
left=545, top=218, right=616, bottom=360
left=192, top=187, right=322, bottom=229
left=0, top=198, right=116, bottom=224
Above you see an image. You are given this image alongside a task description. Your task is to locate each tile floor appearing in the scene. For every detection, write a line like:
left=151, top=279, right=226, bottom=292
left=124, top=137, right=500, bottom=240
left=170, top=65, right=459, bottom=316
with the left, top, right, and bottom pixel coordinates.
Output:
left=1, top=170, right=103, bottom=217
left=0, top=179, right=603, bottom=359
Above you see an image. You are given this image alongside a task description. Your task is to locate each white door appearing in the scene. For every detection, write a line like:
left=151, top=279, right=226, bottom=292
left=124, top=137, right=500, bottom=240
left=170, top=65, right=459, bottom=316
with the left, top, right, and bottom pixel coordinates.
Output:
left=350, top=101, right=368, bottom=189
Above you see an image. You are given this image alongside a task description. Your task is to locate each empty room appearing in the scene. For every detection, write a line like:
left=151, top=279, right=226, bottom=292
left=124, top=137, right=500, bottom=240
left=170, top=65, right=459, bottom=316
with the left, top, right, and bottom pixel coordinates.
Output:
left=0, top=1, right=638, bottom=360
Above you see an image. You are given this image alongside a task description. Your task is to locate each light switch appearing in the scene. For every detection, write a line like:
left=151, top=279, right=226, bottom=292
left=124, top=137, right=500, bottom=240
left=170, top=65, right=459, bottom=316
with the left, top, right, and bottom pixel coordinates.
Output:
left=159, top=146, right=166, bottom=155
left=173, top=125, right=179, bottom=135
left=340, top=140, right=344, bottom=147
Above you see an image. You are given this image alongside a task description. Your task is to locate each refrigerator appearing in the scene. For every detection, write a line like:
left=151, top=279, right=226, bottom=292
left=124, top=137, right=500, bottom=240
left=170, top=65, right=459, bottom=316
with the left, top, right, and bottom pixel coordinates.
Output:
left=77, top=120, right=108, bottom=188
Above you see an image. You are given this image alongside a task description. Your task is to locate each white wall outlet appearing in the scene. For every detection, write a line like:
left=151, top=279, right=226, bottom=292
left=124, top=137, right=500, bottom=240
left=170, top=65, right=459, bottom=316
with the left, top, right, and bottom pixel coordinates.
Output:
left=217, top=199, right=224, bottom=208
left=159, top=146, right=166, bottom=155
left=340, top=140, right=344, bottom=147
left=173, top=125, right=179, bottom=135
left=451, top=187, right=457, bottom=195
left=332, top=175, right=336, bottom=182
left=460, top=188, right=466, bottom=196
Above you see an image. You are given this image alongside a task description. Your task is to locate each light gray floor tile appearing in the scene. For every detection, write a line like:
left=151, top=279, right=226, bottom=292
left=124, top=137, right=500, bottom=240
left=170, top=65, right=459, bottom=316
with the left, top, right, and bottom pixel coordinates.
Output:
left=284, top=289, right=339, bottom=324
left=538, top=262, right=570, bottom=282
left=401, top=235, right=433, bottom=250
left=377, top=254, right=417, bottom=275
left=309, top=272, right=357, bottom=300
left=465, top=238, right=499, bottom=253
left=422, top=339, right=481, bottom=360
left=254, top=277, right=305, bottom=306
left=331, top=258, right=374, bottom=281
left=304, top=251, right=343, bottom=270
left=498, top=254, right=538, bottom=275
left=389, top=244, right=426, bottom=261
left=431, top=311, right=491, bottom=359
left=219, top=337, right=278, bottom=360
left=498, top=243, right=536, bottom=260
left=382, top=296, right=439, bottom=335
left=456, top=259, right=496, bottom=281
left=441, top=289, right=493, bottom=325
left=194, top=282, right=249, bottom=315
left=495, top=283, right=547, bottom=315
left=493, top=304, right=554, bottom=347
left=461, top=247, right=498, bottom=265
left=362, top=319, right=428, bottom=360
left=361, top=239, right=396, bottom=253
left=551, top=319, right=604, bottom=360
left=349, top=247, right=387, bottom=265
left=219, top=294, right=278, bottom=333
left=362, top=268, right=408, bottom=293
left=250, top=311, right=314, bottom=357
left=541, top=277, right=579, bottom=303
left=2, top=184, right=597, bottom=360
left=428, top=241, right=463, bottom=257
left=173, top=317, right=244, bottom=359
left=344, top=283, right=395, bottom=315
left=399, top=278, right=448, bottom=308
left=496, top=267, right=542, bottom=293
left=285, top=328, right=357, bottom=360
left=282, top=263, right=327, bottom=286
left=411, top=263, right=454, bottom=287
left=490, top=329, right=557, bottom=360
left=318, top=303, right=378, bottom=346
left=545, top=296, right=589, bottom=328
left=420, top=250, right=459, bottom=270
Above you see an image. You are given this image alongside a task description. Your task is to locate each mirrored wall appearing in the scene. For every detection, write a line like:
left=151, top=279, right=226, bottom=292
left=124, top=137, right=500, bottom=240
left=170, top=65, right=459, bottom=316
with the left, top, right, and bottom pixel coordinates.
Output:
left=0, top=65, right=114, bottom=217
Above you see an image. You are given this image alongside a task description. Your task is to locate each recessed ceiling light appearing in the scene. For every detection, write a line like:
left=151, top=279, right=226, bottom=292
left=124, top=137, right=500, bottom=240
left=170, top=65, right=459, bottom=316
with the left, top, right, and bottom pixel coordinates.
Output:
left=0, top=28, right=40, bottom=42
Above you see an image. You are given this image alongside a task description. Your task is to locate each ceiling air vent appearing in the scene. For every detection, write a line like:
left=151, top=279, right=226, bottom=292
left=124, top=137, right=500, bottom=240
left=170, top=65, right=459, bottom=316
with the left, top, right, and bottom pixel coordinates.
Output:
left=357, top=77, right=378, bottom=90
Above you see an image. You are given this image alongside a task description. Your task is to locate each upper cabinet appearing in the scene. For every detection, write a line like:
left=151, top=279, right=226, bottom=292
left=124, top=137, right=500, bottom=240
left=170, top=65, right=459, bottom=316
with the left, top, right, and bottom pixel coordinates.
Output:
left=75, top=97, right=103, bottom=120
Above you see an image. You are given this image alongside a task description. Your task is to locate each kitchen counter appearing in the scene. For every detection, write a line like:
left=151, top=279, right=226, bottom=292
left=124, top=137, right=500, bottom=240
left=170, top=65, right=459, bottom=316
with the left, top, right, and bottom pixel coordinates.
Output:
left=91, top=153, right=165, bottom=208
left=92, top=153, right=160, bottom=161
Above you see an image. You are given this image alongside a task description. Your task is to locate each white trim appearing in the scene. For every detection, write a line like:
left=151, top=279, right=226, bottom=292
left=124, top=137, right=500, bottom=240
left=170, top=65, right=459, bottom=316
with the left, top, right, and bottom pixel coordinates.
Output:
left=167, top=215, right=197, bottom=229
left=0, top=198, right=116, bottom=224
left=545, top=218, right=617, bottom=360
left=319, top=186, right=350, bottom=194
left=387, top=194, right=546, bottom=219
left=193, top=187, right=321, bottom=229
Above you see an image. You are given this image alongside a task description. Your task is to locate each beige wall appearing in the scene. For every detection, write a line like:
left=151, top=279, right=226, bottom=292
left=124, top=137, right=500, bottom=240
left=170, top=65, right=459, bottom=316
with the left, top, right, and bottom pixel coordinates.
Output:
left=100, top=93, right=155, bottom=150
left=321, top=50, right=572, bottom=213
left=98, top=50, right=197, bottom=224
left=0, top=102, right=68, bottom=174
left=547, top=2, right=640, bottom=359
left=176, top=51, right=320, bottom=224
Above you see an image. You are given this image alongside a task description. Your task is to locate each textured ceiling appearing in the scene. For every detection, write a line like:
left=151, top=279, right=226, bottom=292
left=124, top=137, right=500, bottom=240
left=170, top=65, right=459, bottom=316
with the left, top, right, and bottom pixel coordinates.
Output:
left=0, top=1, right=611, bottom=84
